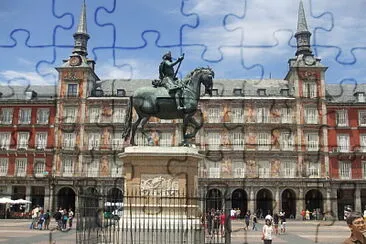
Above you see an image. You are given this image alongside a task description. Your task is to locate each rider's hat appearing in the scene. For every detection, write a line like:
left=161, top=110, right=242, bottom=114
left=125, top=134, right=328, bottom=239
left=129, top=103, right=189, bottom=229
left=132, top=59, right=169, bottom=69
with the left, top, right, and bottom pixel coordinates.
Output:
left=162, top=51, right=172, bottom=60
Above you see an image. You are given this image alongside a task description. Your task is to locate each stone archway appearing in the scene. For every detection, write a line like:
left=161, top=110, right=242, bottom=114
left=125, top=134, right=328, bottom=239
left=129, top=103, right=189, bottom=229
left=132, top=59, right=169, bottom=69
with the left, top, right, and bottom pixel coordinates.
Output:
left=305, top=189, right=323, bottom=219
left=57, top=187, right=76, bottom=211
left=281, top=189, right=296, bottom=218
left=107, top=188, right=123, bottom=203
left=206, top=189, right=222, bottom=212
left=231, top=189, right=247, bottom=218
left=256, top=188, right=273, bottom=216
left=337, top=188, right=354, bottom=220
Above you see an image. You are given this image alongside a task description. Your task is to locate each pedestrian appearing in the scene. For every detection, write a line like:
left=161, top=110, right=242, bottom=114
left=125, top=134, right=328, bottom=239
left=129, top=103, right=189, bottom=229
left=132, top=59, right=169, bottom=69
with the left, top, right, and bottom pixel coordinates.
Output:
left=244, top=211, right=250, bottom=231
left=53, top=210, right=62, bottom=230
left=62, top=209, right=68, bottom=230
left=262, top=219, right=273, bottom=244
left=220, top=210, right=225, bottom=235
left=279, top=211, right=286, bottom=234
left=206, top=211, right=213, bottom=236
left=305, top=209, right=310, bottom=220
left=252, top=213, right=258, bottom=231
left=37, top=210, right=45, bottom=230
left=301, top=209, right=305, bottom=221
left=44, top=210, right=51, bottom=230
left=343, top=211, right=366, bottom=244
left=265, top=211, right=273, bottom=223
left=68, top=208, right=74, bottom=228
left=273, top=213, right=279, bottom=235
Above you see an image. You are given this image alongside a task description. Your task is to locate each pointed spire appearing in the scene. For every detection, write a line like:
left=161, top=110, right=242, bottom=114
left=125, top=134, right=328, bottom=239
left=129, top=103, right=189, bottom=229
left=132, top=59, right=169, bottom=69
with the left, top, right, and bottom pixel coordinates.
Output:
left=72, top=0, right=90, bottom=56
left=76, top=0, right=88, bottom=34
left=297, top=0, right=308, bottom=33
left=294, top=0, right=312, bottom=57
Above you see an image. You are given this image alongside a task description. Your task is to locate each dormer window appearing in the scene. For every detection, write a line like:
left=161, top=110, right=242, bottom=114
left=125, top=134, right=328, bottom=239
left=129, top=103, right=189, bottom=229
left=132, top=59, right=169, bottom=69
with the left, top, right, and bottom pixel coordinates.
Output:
left=116, top=89, right=126, bottom=97
left=356, top=92, right=365, bottom=103
left=257, top=89, right=266, bottom=96
left=280, top=89, right=289, bottom=96
left=25, top=91, right=37, bottom=100
left=233, top=88, right=242, bottom=96
left=94, top=88, right=104, bottom=97
left=211, top=89, right=219, bottom=96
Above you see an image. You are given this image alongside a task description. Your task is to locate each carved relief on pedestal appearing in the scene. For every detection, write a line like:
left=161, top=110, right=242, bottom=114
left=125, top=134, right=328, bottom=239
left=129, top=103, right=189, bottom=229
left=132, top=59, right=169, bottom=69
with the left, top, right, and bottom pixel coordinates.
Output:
left=140, top=174, right=179, bottom=197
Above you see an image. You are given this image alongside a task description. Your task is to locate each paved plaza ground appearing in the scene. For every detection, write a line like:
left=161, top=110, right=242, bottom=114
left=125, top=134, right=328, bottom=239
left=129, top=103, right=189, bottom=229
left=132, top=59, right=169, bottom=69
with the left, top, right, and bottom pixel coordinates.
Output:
left=0, top=218, right=352, bottom=244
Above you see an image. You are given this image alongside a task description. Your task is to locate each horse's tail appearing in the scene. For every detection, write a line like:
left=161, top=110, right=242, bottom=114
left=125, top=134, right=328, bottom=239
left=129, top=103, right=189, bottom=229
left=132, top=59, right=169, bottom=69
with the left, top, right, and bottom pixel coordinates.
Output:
left=123, top=96, right=133, bottom=141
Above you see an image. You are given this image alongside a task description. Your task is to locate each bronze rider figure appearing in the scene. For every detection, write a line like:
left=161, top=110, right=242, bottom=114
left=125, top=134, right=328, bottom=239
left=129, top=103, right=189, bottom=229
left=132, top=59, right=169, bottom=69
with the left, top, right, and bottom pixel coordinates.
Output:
left=158, top=51, right=185, bottom=110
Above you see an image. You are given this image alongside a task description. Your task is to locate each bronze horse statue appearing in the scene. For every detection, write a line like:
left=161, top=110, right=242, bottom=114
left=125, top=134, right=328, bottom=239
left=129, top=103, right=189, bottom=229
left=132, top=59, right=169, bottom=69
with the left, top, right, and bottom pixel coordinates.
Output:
left=124, top=67, right=214, bottom=146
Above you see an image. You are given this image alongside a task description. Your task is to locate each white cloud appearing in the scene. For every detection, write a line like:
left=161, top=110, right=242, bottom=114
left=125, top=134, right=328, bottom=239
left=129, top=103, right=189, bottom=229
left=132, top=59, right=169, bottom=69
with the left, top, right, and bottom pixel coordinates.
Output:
left=0, top=70, right=56, bottom=85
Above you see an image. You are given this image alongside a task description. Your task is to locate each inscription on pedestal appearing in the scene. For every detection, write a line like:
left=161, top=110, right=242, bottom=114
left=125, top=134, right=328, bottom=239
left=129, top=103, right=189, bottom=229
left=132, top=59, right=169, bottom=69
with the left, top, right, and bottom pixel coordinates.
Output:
left=140, top=174, right=179, bottom=196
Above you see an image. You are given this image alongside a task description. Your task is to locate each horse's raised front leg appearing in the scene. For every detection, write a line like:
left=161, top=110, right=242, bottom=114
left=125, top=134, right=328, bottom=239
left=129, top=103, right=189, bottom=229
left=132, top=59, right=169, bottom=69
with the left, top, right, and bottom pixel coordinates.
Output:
left=186, top=116, right=203, bottom=139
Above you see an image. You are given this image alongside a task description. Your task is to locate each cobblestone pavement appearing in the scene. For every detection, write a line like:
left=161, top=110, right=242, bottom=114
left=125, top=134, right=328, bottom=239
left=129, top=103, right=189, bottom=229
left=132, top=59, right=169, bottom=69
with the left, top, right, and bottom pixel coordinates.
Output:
left=0, top=218, right=351, bottom=243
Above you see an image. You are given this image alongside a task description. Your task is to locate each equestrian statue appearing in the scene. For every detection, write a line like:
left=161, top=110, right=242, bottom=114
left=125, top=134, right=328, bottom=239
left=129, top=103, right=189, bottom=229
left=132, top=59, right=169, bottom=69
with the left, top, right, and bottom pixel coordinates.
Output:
left=123, top=51, right=214, bottom=146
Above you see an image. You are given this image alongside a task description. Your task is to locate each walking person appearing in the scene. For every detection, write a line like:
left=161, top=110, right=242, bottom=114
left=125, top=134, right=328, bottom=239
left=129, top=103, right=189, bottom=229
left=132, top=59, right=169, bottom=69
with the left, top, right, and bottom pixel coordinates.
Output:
left=262, top=219, right=274, bottom=244
left=273, top=213, right=279, bottom=235
left=252, top=213, right=258, bottom=231
left=279, top=211, right=286, bottom=234
left=206, top=210, right=213, bottom=237
left=244, top=211, right=250, bottom=231
left=68, top=208, right=74, bottom=228
left=43, top=210, right=51, bottom=230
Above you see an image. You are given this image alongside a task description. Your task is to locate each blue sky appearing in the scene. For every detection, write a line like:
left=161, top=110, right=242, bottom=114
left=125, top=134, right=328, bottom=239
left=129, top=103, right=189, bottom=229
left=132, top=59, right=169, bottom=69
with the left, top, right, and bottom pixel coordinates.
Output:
left=0, top=0, right=365, bottom=86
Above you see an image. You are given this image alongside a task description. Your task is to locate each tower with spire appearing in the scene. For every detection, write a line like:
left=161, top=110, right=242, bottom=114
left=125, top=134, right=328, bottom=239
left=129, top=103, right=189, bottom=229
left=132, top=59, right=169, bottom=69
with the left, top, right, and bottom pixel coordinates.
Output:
left=73, top=0, right=89, bottom=57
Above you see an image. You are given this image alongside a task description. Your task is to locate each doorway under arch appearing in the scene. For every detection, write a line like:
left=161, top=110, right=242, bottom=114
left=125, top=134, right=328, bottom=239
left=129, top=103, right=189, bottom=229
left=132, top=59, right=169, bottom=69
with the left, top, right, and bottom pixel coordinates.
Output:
left=57, top=187, right=76, bottom=211
left=305, top=189, right=323, bottom=219
left=206, top=189, right=222, bottom=212
left=107, top=188, right=123, bottom=203
left=281, top=189, right=296, bottom=218
left=256, top=189, right=273, bottom=216
left=231, top=189, right=247, bottom=218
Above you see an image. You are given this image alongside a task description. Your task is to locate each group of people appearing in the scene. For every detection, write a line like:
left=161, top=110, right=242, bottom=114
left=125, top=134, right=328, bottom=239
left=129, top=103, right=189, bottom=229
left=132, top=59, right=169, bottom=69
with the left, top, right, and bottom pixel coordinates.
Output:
left=260, top=211, right=287, bottom=243
left=300, top=208, right=322, bottom=220
left=205, top=209, right=226, bottom=237
left=29, top=206, right=74, bottom=231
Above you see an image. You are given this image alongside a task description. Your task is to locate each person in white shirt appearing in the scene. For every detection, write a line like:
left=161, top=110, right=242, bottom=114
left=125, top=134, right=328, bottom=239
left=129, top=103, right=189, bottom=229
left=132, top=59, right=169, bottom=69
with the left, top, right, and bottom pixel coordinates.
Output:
left=262, top=219, right=273, bottom=244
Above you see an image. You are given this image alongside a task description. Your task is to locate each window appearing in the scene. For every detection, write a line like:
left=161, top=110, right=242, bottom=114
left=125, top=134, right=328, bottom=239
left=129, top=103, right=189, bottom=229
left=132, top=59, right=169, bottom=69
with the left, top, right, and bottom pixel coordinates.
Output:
left=281, top=107, right=292, bottom=123
left=339, top=161, right=351, bottom=179
left=336, top=110, right=348, bottom=126
left=0, top=133, right=11, bottom=150
left=306, top=133, right=319, bottom=151
left=207, top=132, right=220, bottom=150
left=1, top=108, right=13, bottom=124
left=258, top=132, right=270, bottom=150
left=35, top=132, right=47, bottom=149
left=37, top=109, right=49, bottom=124
left=63, top=107, right=76, bottom=123
left=207, top=107, right=221, bottom=123
left=282, top=161, right=295, bottom=178
left=305, top=107, right=318, bottom=124
left=359, top=111, right=366, bottom=126
left=256, top=107, right=269, bottom=123
left=17, top=132, right=29, bottom=149
left=362, top=161, right=366, bottom=179
left=112, top=132, right=124, bottom=150
left=15, top=158, right=27, bottom=177
left=18, top=108, right=31, bottom=124
left=86, top=160, right=99, bottom=177
left=337, top=134, right=350, bottom=152
left=63, top=158, right=73, bottom=176
left=89, top=107, right=100, bottom=123
left=280, top=132, right=293, bottom=151
left=0, top=158, right=8, bottom=176
left=230, top=131, right=244, bottom=150
left=113, top=107, right=126, bottom=123
left=360, top=134, right=366, bottom=152
left=207, top=161, right=220, bottom=178
left=308, top=161, right=319, bottom=178
left=233, top=161, right=245, bottom=178
left=63, top=133, right=76, bottom=149
left=303, top=82, right=317, bottom=98
left=34, top=159, right=45, bottom=177
left=258, top=89, right=266, bottom=96
left=88, top=133, right=100, bottom=150
left=67, top=84, right=78, bottom=97
left=160, top=132, right=172, bottom=146
left=111, top=159, right=122, bottom=177
left=116, top=89, right=125, bottom=97
left=357, top=93, right=365, bottom=103
left=231, top=107, right=244, bottom=123
left=258, top=161, right=270, bottom=177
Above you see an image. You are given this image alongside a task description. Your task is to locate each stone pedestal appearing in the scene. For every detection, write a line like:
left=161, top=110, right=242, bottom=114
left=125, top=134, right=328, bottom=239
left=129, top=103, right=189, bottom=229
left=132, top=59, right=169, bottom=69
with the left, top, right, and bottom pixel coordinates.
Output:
left=117, top=146, right=205, bottom=243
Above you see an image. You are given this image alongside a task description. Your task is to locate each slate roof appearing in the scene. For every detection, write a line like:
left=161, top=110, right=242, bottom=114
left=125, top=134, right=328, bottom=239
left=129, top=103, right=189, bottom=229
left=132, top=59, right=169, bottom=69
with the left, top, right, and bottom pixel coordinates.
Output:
left=0, top=81, right=365, bottom=103
left=325, top=84, right=366, bottom=104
